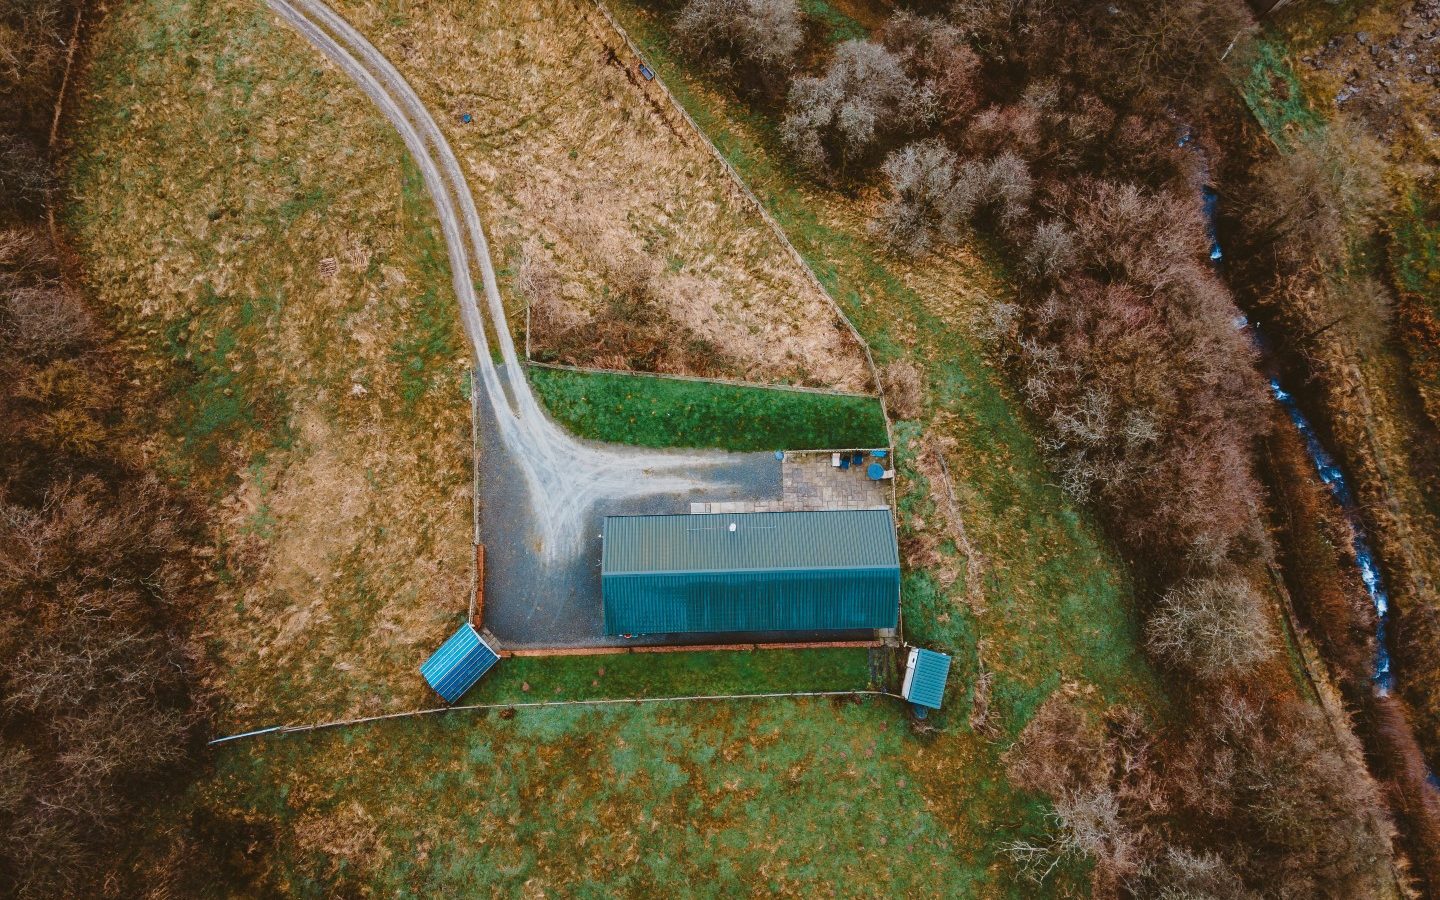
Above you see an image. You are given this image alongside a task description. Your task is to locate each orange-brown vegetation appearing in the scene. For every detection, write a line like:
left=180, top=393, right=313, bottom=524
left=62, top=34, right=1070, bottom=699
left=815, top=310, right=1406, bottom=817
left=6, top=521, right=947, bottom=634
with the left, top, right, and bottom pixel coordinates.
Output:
left=672, top=0, right=1406, bottom=891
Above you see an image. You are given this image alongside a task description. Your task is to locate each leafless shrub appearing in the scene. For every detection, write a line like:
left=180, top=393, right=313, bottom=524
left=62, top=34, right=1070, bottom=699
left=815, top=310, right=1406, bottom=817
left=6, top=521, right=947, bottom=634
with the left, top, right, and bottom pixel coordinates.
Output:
left=1004, top=691, right=1109, bottom=798
left=1013, top=180, right=1268, bottom=571
left=949, top=0, right=1052, bottom=63
left=968, top=655, right=995, bottom=736
left=1139, top=846, right=1253, bottom=900
left=879, top=12, right=981, bottom=128
left=1101, top=0, right=1254, bottom=102
left=1241, top=121, right=1386, bottom=278
left=1002, top=692, right=1157, bottom=894
left=0, top=227, right=58, bottom=290
left=1235, top=701, right=1394, bottom=895
left=872, top=140, right=964, bottom=255
left=959, top=102, right=1044, bottom=160
left=0, top=0, right=75, bottom=135
left=675, top=0, right=801, bottom=87
left=0, top=212, right=215, bottom=895
left=1052, top=787, right=1147, bottom=892
left=1329, top=275, right=1394, bottom=354
left=0, top=134, right=52, bottom=217
left=526, top=251, right=735, bottom=377
left=1069, top=179, right=1207, bottom=292
left=1145, top=574, right=1275, bottom=679
left=879, top=359, right=924, bottom=419
left=515, top=246, right=580, bottom=336
left=1024, top=220, right=1075, bottom=283
left=2, top=286, right=96, bottom=360
left=974, top=298, right=1020, bottom=346
left=0, top=475, right=209, bottom=895
left=781, top=40, right=932, bottom=179
left=953, top=151, right=1033, bottom=230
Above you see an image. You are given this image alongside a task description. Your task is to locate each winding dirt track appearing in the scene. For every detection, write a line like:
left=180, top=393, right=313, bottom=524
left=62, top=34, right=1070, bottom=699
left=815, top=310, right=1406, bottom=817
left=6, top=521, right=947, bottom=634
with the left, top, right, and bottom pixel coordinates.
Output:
left=266, top=0, right=744, bottom=563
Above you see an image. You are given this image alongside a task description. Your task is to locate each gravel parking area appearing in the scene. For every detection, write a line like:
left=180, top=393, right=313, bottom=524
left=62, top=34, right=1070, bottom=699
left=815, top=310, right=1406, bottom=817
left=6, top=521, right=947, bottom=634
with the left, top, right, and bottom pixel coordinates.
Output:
left=479, top=381, right=796, bottom=648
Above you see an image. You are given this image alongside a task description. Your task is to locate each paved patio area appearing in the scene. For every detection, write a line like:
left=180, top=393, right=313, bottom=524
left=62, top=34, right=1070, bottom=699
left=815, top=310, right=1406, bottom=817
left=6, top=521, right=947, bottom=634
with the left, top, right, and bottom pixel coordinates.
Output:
left=689, top=449, right=891, bottom=514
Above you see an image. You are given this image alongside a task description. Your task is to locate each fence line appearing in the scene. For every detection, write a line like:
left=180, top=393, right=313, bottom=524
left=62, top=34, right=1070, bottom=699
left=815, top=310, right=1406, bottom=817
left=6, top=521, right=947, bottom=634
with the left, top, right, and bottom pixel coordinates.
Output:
left=579, top=0, right=893, bottom=449
left=208, top=689, right=902, bottom=746
left=527, top=360, right=879, bottom=400
left=501, top=638, right=884, bottom=658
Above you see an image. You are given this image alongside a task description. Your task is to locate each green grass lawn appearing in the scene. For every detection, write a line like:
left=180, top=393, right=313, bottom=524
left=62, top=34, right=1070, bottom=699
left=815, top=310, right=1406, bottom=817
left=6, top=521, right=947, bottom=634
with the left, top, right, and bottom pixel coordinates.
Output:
left=529, top=364, right=889, bottom=451
left=455, top=647, right=878, bottom=708
left=207, top=697, right=1019, bottom=897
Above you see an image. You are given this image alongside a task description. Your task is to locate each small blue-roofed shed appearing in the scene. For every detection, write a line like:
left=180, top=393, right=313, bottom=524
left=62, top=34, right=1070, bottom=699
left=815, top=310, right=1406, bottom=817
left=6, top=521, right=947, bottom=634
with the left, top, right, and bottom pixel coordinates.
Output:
left=420, top=623, right=499, bottom=703
left=902, top=647, right=951, bottom=710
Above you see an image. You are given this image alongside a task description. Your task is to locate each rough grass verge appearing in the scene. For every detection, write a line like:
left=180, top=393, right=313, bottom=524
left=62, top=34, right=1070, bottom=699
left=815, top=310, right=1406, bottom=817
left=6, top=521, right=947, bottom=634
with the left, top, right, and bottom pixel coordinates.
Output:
left=529, top=364, right=888, bottom=451
left=1238, top=38, right=1326, bottom=150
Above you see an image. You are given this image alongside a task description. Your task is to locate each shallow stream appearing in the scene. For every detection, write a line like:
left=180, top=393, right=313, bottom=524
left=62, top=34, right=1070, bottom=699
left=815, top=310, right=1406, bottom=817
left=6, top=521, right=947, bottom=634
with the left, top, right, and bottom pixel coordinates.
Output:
left=1182, top=129, right=1395, bottom=693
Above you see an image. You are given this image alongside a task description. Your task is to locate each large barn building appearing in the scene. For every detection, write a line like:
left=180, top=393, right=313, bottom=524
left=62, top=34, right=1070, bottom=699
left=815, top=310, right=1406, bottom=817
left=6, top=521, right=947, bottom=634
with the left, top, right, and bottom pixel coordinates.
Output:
left=600, top=509, right=900, bottom=636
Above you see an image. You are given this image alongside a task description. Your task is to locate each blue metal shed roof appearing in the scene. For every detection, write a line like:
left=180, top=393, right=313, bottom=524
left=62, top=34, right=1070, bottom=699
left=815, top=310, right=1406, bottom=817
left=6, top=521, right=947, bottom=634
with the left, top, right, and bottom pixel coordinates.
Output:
left=420, top=623, right=499, bottom=703
left=904, top=648, right=951, bottom=710
left=602, top=510, right=900, bottom=635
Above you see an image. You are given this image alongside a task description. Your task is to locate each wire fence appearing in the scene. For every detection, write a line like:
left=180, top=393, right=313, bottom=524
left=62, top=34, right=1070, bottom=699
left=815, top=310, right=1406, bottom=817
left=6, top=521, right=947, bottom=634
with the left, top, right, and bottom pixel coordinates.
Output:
left=208, top=689, right=904, bottom=747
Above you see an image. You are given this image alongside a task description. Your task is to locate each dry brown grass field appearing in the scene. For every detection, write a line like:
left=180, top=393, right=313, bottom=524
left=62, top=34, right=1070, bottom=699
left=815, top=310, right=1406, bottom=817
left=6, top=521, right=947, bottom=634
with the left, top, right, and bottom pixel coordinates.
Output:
left=66, top=0, right=483, bottom=724
left=328, top=0, right=871, bottom=388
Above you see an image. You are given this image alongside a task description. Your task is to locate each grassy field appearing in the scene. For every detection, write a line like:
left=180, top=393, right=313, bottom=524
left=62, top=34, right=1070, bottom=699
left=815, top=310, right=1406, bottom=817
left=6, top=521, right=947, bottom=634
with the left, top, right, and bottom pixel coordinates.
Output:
left=65, top=0, right=475, bottom=725
left=529, top=365, right=888, bottom=450
left=65, top=0, right=1161, bottom=892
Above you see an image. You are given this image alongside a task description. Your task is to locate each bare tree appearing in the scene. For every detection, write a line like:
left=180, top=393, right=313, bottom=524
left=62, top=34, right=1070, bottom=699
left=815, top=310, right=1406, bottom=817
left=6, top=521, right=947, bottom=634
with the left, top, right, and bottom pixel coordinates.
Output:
left=1241, top=120, right=1387, bottom=276
left=1140, top=847, right=1253, bottom=900
left=675, top=0, right=802, bottom=88
left=1145, top=574, right=1275, bottom=679
left=872, top=140, right=964, bottom=255
left=879, top=12, right=981, bottom=128
left=2, top=286, right=95, bottom=360
left=1024, top=220, right=1076, bottom=284
left=0, top=134, right=52, bottom=217
left=781, top=40, right=932, bottom=179
left=953, top=151, right=1033, bottom=230
left=1102, top=0, right=1253, bottom=103
left=1052, top=787, right=1147, bottom=893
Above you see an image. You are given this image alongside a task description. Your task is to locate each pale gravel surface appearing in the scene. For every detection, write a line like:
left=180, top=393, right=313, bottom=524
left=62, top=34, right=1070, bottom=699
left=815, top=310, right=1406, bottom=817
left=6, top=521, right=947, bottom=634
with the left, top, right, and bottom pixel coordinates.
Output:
left=268, top=0, right=831, bottom=645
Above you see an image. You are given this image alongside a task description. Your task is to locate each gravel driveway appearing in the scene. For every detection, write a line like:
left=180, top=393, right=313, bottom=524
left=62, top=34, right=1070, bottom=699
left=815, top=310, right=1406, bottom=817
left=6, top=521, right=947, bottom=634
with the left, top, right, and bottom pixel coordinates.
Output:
left=271, top=0, right=836, bottom=647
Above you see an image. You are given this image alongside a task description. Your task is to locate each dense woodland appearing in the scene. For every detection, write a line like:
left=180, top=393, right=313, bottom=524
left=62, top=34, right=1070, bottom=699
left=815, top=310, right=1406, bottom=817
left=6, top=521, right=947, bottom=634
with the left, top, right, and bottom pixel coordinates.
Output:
left=0, top=0, right=235, bottom=894
left=664, top=0, right=1436, bottom=894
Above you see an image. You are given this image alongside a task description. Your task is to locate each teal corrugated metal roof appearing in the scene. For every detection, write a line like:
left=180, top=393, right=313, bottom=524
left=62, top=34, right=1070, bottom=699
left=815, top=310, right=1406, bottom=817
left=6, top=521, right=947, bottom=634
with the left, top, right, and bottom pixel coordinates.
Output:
left=602, top=510, right=899, bottom=635
left=420, top=624, right=499, bottom=703
left=602, top=509, right=898, bottom=573
left=904, top=648, right=951, bottom=710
